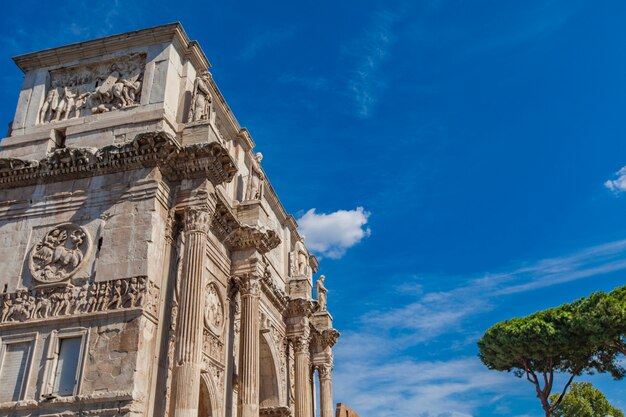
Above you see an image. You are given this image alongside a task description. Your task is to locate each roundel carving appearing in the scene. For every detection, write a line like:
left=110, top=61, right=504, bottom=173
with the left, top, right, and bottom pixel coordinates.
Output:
left=204, top=282, right=224, bottom=334
left=29, top=224, right=91, bottom=284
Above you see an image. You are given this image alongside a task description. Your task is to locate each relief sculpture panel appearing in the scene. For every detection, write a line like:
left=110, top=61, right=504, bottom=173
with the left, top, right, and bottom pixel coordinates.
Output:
left=29, top=224, right=91, bottom=284
left=38, top=53, right=145, bottom=124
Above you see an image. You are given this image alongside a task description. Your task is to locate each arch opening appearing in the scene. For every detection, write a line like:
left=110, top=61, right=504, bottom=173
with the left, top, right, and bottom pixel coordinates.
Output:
left=259, top=334, right=280, bottom=408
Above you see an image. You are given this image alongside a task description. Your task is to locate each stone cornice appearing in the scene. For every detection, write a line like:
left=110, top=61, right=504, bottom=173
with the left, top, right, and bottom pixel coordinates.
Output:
left=261, top=258, right=289, bottom=311
left=0, top=132, right=237, bottom=189
left=13, top=22, right=210, bottom=72
left=286, top=298, right=315, bottom=318
left=223, top=225, right=281, bottom=254
left=313, top=328, right=340, bottom=349
left=210, top=199, right=239, bottom=241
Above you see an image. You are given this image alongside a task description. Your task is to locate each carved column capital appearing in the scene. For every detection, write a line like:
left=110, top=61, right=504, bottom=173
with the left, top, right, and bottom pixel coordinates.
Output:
left=239, top=275, right=261, bottom=297
left=291, top=334, right=311, bottom=355
left=184, top=207, right=212, bottom=234
left=317, top=363, right=333, bottom=380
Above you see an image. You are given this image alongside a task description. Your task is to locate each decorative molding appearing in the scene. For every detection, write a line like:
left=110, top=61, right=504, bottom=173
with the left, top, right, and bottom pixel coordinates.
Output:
left=0, top=131, right=237, bottom=189
left=29, top=224, right=91, bottom=284
left=285, top=298, right=314, bottom=319
left=260, top=406, right=292, bottom=417
left=0, top=276, right=158, bottom=325
left=260, top=262, right=288, bottom=311
left=314, top=328, right=340, bottom=349
left=210, top=200, right=239, bottom=241
left=224, top=225, right=280, bottom=254
left=202, top=328, right=224, bottom=361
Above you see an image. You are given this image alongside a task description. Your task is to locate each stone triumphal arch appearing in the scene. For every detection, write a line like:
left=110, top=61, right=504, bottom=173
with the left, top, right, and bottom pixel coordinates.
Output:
left=0, top=23, right=340, bottom=417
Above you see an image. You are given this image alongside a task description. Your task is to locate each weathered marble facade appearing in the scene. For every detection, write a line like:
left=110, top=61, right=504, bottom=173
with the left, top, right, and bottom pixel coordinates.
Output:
left=0, top=24, right=339, bottom=417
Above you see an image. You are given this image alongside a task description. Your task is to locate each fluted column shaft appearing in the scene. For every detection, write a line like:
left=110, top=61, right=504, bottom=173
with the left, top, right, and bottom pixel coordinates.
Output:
left=238, top=275, right=261, bottom=417
left=294, top=335, right=312, bottom=417
left=172, top=208, right=211, bottom=417
left=318, top=364, right=334, bottom=417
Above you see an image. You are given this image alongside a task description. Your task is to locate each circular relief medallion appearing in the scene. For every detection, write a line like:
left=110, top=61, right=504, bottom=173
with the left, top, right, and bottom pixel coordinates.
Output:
left=29, top=224, right=91, bottom=284
left=204, top=283, right=224, bottom=334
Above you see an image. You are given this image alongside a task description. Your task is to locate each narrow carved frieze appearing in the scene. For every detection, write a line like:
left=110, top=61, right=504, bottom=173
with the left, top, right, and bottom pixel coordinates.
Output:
left=0, top=276, right=159, bottom=325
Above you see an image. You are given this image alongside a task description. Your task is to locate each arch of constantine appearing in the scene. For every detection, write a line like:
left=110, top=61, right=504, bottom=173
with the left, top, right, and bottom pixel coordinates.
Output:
left=0, top=23, right=341, bottom=417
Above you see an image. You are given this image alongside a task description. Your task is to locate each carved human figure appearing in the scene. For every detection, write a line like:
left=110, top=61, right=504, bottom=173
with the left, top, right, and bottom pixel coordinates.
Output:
left=86, top=283, right=98, bottom=312
left=316, top=275, right=328, bottom=311
left=39, top=85, right=60, bottom=123
left=61, top=86, right=77, bottom=121
left=188, top=71, right=212, bottom=122
left=73, top=285, right=88, bottom=313
left=34, top=289, right=52, bottom=318
left=135, top=277, right=146, bottom=307
left=125, top=277, right=138, bottom=307
left=245, top=152, right=264, bottom=201
left=291, top=238, right=309, bottom=277
left=108, top=280, right=123, bottom=310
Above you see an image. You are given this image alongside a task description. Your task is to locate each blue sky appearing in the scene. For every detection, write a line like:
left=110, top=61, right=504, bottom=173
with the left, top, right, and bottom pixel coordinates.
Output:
left=1, top=1, right=626, bottom=416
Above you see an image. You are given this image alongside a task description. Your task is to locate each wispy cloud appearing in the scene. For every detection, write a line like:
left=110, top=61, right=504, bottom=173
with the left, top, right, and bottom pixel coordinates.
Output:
left=333, top=350, right=515, bottom=417
left=343, top=8, right=400, bottom=118
left=605, top=166, right=626, bottom=194
left=365, top=239, right=626, bottom=346
left=239, top=27, right=298, bottom=61
left=333, top=238, right=626, bottom=416
left=297, top=207, right=371, bottom=259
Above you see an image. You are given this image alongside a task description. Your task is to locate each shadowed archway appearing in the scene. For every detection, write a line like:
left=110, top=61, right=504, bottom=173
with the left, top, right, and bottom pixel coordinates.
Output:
left=259, top=333, right=280, bottom=408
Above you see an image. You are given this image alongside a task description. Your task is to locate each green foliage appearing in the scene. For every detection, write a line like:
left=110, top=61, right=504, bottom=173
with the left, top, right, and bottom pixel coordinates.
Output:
left=478, top=285, right=626, bottom=417
left=551, top=382, right=624, bottom=417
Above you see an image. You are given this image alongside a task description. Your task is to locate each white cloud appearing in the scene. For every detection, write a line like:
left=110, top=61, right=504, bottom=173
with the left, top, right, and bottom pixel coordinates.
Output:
left=297, top=207, right=371, bottom=259
left=605, top=166, right=626, bottom=193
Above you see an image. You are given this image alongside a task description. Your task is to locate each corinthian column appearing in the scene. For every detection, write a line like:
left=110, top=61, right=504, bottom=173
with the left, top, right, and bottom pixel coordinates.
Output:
left=293, top=334, right=312, bottom=417
left=172, top=207, right=211, bottom=417
left=318, top=363, right=334, bottom=417
left=238, top=275, right=261, bottom=417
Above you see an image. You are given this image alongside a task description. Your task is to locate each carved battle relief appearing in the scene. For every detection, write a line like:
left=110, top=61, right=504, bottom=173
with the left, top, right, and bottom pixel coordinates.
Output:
left=38, top=54, right=145, bottom=124
left=204, top=282, right=224, bottom=334
left=29, top=224, right=91, bottom=284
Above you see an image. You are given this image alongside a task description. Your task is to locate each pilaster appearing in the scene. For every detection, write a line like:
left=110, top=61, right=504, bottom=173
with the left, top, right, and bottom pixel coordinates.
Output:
left=171, top=206, right=213, bottom=417
left=237, top=274, right=262, bottom=417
